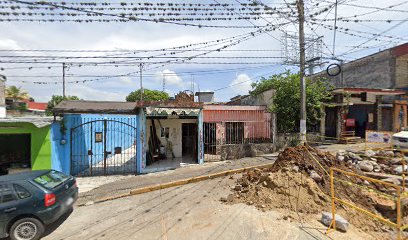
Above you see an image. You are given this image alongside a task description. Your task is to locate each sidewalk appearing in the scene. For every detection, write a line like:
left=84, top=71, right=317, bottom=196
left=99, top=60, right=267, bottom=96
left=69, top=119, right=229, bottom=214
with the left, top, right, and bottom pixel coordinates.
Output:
left=316, top=142, right=390, bottom=153
left=76, top=154, right=277, bottom=206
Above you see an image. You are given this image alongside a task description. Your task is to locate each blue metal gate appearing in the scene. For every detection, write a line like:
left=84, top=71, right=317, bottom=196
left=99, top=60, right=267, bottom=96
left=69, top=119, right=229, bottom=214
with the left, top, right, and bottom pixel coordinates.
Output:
left=70, top=119, right=137, bottom=176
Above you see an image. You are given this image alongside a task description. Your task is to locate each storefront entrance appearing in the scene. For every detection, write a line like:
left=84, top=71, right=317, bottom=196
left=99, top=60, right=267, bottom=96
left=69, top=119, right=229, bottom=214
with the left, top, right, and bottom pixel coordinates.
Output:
left=0, top=134, right=31, bottom=175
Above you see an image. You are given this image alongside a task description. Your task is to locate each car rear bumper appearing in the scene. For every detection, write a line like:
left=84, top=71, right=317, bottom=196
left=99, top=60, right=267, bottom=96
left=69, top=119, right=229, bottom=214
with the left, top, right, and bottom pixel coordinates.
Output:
left=37, top=187, right=78, bottom=225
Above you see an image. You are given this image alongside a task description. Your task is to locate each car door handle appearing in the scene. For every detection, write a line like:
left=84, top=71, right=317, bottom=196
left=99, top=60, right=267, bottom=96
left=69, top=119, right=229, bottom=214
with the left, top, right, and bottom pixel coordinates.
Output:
left=4, top=207, right=16, bottom=213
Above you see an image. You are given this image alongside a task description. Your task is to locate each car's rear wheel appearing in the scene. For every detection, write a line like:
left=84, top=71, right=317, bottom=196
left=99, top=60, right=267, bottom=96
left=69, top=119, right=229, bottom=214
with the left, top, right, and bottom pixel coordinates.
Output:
left=9, top=218, right=44, bottom=240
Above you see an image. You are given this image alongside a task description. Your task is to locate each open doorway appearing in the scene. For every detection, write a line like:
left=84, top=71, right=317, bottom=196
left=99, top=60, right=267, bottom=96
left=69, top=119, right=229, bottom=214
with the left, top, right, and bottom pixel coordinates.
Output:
left=0, top=134, right=31, bottom=175
left=182, top=123, right=197, bottom=162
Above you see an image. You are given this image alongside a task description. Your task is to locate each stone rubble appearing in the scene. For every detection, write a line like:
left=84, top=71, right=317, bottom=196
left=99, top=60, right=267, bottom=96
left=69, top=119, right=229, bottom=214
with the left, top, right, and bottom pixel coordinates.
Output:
left=335, top=149, right=407, bottom=175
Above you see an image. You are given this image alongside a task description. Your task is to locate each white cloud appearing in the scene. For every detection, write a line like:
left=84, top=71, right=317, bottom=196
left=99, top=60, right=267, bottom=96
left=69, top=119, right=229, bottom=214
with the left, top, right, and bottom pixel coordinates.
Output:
left=119, top=76, right=133, bottom=85
left=15, top=83, right=126, bottom=102
left=0, top=38, right=21, bottom=50
left=229, top=74, right=252, bottom=96
left=68, top=84, right=125, bottom=101
left=155, top=69, right=184, bottom=87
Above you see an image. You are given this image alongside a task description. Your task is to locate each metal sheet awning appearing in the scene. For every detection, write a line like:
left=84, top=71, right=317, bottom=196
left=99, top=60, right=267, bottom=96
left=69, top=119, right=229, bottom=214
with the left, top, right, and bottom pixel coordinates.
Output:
left=146, top=107, right=200, bottom=116
left=0, top=117, right=57, bottom=128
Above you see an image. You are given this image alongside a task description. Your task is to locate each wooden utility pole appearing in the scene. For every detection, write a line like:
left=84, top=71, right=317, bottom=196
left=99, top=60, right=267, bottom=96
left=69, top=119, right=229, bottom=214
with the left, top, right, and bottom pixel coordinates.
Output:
left=296, top=0, right=307, bottom=143
left=62, top=62, right=66, bottom=98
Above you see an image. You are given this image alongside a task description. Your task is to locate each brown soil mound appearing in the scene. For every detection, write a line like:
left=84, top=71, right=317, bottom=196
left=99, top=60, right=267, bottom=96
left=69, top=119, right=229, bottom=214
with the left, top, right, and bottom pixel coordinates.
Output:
left=225, top=145, right=392, bottom=236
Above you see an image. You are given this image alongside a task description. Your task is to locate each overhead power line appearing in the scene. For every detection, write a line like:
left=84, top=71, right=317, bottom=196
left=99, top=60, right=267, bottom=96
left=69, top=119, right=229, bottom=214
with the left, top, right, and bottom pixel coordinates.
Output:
left=3, top=0, right=298, bottom=28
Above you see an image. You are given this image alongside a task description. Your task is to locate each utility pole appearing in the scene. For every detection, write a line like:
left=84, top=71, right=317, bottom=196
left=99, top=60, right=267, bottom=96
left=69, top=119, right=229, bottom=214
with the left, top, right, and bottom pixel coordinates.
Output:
left=62, top=62, right=66, bottom=98
left=296, top=0, right=307, bottom=143
left=139, top=63, right=143, bottom=101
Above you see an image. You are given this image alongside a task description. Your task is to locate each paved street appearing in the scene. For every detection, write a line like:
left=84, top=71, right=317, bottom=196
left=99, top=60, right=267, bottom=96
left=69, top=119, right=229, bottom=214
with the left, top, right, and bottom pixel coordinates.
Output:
left=44, top=175, right=374, bottom=240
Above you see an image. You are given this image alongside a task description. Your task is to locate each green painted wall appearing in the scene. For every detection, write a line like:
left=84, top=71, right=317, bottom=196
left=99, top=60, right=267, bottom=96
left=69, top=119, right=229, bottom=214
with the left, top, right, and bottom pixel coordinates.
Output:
left=0, top=122, right=52, bottom=170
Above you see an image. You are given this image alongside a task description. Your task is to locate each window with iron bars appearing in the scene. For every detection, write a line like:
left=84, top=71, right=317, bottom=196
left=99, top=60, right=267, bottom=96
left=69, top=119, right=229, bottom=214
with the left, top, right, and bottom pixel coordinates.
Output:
left=225, top=122, right=244, bottom=144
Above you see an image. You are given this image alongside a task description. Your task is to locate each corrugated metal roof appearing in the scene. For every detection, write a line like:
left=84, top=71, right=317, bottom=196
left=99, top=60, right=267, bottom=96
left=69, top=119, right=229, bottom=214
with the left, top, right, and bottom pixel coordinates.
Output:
left=0, top=117, right=56, bottom=128
left=134, top=100, right=202, bottom=108
left=203, top=105, right=271, bottom=123
left=53, top=100, right=137, bottom=114
left=203, top=105, right=267, bottom=111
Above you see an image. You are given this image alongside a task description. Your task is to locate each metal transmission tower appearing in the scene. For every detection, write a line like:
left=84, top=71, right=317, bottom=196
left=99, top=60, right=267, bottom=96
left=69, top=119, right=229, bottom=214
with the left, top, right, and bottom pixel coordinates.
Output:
left=281, top=32, right=323, bottom=69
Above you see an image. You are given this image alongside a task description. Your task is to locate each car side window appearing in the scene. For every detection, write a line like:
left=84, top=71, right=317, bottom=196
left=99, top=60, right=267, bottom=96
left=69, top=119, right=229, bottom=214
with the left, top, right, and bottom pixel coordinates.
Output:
left=13, top=184, right=31, bottom=199
left=0, top=184, right=17, bottom=203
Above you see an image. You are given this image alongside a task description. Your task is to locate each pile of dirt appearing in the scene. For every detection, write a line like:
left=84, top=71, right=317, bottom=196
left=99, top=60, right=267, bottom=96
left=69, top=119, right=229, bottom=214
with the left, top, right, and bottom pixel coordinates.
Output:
left=223, top=145, right=391, bottom=234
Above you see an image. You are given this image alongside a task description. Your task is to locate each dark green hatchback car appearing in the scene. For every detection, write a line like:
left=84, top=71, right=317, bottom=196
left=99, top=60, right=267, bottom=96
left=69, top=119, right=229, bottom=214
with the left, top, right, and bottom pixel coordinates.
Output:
left=0, top=170, right=78, bottom=240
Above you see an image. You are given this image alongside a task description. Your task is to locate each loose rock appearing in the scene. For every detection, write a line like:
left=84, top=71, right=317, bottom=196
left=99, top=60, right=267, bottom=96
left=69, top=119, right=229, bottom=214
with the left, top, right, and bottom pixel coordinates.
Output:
left=365, top=149, right=376, bottom=157
left=394, top=165, right=408, bottom=175
left=382, top=178, right=401, bottom=186
left=321, top=212, right=349, bottom=232
left=348, top=152, right=362, bottom=161
left=226, top=194, right=234, bottom=202
left=310, top=170, right=322, bottom=182
left=384, top=151, right=394, bottom=157
left=358, top=160, right=374, bottom=172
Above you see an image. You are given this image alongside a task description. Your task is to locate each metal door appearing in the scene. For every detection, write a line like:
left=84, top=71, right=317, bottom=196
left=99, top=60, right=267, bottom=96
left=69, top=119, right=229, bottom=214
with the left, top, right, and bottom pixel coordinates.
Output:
left=70, top=119, right=137, bottom=177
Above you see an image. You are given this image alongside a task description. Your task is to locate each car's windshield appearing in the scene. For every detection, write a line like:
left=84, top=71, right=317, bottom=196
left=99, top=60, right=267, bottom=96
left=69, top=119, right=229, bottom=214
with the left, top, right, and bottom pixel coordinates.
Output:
left=33, top=171, right=70, bottom=190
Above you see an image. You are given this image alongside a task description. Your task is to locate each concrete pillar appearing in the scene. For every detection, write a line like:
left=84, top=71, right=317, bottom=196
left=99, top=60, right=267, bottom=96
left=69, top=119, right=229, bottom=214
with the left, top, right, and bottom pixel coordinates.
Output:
left=320, top=105, right=326, bottom=137
left=198, top=110, right=204, bottom=164
left=393, top=103, right=398, bottom=132
left=376, top=96, right=383, bottom=131
left=271, top=112, right=277, bottom=145
left=336, top=106, right=344, bottom=140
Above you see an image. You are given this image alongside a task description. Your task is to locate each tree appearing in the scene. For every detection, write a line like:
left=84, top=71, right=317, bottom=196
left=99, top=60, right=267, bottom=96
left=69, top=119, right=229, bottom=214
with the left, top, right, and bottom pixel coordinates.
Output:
left=46, top=95, right=79, bottom=116
left=5, top=85, right=30, bottom=110
left=251, top=71, right=333, bottom=133
left=5, top=85, right=29, bottom=102
left=126, top=89, right=169, bottom=102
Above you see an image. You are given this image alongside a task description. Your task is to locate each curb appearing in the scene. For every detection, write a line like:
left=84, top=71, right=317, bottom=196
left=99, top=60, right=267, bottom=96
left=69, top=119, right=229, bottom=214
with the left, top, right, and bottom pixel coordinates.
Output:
left=78, top=162, right=275, bottom=206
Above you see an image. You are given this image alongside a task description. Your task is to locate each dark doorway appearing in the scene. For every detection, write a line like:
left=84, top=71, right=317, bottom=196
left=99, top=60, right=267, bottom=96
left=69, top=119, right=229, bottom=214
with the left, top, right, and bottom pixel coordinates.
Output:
left=348, top=105, right=374, bottom=138
left=0, top=134, right=31, bottom=175
left=382, top=108, right=393, bottom=131
left=325, top=107, right=337, bottom=138
left=182, top=123, right=197, bottom=161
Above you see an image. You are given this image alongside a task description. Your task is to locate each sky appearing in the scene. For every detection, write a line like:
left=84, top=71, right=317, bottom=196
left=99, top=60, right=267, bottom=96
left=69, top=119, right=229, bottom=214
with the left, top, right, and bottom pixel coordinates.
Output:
left=0, top=0, right=407, bottom=103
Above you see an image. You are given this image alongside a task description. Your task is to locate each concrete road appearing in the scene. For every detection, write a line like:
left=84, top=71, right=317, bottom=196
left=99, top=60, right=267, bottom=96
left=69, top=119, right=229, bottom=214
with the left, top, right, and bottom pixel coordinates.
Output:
left=43, top=176, right=374, bottom=240
left=76, top=155, right=276, bottom=205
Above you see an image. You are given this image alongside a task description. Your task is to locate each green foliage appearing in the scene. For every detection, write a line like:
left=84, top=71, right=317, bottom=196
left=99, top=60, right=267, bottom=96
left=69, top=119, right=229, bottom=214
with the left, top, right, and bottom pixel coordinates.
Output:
left=126, top=89, right=169, bottom=102
left=251, top=71, right=333, bottom=133
left=46, top=95, right=79, bottom=116
left=16, top=104, right=27, bottom=111
left=5, top=85, right=29, bottom=101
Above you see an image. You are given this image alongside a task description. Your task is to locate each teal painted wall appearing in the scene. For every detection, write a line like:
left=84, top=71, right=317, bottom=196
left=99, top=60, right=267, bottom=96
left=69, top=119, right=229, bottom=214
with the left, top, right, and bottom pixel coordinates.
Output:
left=0, top=122, right=52, bottom=170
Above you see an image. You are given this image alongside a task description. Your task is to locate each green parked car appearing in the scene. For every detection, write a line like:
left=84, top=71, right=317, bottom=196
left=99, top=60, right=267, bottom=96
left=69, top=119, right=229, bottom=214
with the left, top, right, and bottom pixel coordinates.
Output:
left=0, top=170, right=78, bottom=240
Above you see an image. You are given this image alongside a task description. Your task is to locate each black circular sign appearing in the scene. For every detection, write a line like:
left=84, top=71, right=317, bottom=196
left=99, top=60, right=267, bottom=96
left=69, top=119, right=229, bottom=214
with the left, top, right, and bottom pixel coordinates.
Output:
left=326, top=63, right=341, bottom=76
